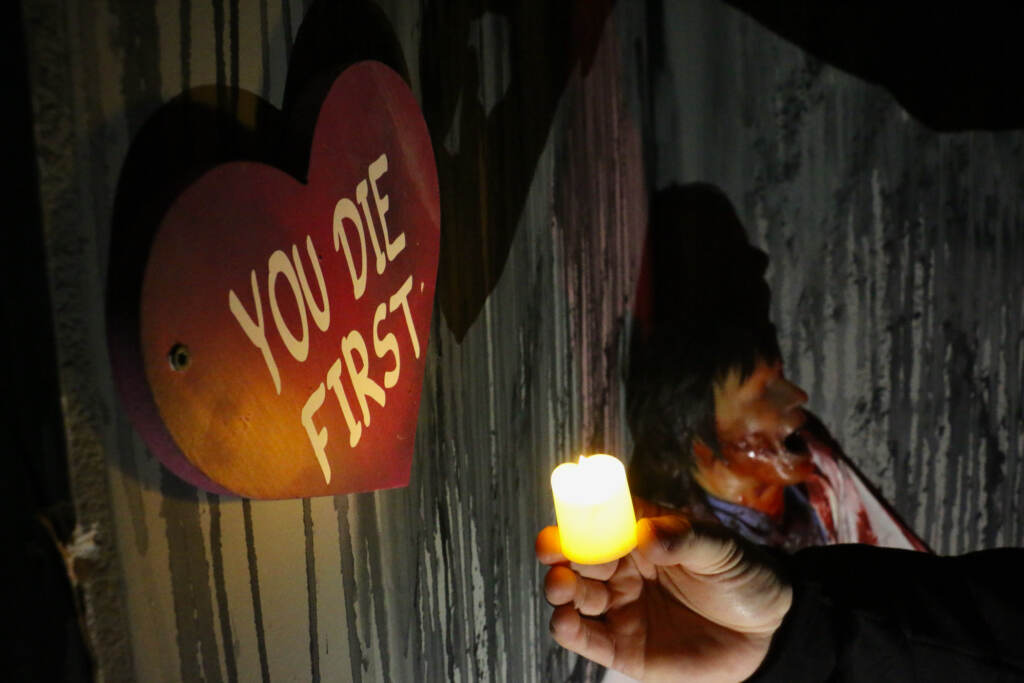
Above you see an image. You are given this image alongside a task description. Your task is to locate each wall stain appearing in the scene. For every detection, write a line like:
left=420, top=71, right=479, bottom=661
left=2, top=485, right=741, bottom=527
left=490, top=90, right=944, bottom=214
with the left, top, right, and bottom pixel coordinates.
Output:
left=302, top=498, right=321, bottom=683
left=356, top=494, right=393, bottom=683
left=213, top=0, right=226, bottom=93
left=241, top=499, right=271, bottom=683
left=230, top=0, right=240, bottom=91
left=208, top=496, right=238, bottom=683
left=180, top=0, right=191, bottom=90
left=334, top=494, right=365, bottom=683
left=259, top=0, right=271, bottom=96
left=160, top=472, right=223, bottom=683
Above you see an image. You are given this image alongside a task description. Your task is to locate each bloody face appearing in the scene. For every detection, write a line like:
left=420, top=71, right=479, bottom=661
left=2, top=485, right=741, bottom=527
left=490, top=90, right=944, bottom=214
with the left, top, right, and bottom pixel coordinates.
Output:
left=711, top=360, right=814, bottom=486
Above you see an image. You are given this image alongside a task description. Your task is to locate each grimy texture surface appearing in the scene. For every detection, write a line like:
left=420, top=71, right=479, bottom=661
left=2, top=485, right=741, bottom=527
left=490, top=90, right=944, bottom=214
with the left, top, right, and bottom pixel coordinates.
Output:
left=650, top=1, right=1024, bottom=555
left=23, top=0, right=1023, bottom=682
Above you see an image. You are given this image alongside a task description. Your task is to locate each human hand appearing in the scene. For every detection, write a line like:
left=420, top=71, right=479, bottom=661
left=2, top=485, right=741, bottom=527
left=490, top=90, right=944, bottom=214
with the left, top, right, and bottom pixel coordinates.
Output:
left=536, top=511, right=792, bottom=682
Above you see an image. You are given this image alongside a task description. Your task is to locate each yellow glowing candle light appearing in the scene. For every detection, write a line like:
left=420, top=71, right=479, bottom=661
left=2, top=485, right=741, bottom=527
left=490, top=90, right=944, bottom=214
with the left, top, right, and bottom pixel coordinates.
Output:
left=550, top=454, right=637, bottom=564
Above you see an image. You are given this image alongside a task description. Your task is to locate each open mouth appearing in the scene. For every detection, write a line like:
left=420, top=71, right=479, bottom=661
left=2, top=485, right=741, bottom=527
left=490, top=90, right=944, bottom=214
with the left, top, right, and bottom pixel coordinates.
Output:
left=782, top=430, right=810, bottom=458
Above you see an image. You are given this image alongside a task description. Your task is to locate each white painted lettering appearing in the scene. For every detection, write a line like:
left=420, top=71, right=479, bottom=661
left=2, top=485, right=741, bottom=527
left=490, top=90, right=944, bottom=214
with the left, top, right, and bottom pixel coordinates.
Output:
left=326, top=358, right=362, bottom=448
left=389, top=275, right=419, bottom=359
left=372, top=302, right=400, bottom=389
left=268, top=249, right=309, bottom=362
left=333, top=198, right=367, bottom=300
left=293, top=235, right=330, bottom=332
left=356, top=179, right=386, bottom=276
left=369, top=154, right=404, bottom=262
left=228, top=270, right=282, bottom=394
left=301, top=382, right=332, bottom=483
left=341, top=330, right=386, bottom=426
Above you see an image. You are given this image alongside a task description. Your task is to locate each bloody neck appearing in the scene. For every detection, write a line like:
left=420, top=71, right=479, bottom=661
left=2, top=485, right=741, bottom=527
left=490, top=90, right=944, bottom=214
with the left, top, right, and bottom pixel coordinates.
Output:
left=693, top=442, right=788, bottom=520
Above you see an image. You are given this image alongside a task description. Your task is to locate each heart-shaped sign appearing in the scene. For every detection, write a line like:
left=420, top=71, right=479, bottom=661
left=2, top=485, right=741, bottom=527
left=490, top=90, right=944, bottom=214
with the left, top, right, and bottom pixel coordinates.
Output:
left=137, top=61, right=439, bottom=498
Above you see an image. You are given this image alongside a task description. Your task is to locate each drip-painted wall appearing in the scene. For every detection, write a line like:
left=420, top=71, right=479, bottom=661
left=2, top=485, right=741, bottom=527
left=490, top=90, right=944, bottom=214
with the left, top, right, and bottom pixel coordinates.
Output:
left=22, top=0, right=1022, bottom=681
left=649, top=1, right=1024, bottom=555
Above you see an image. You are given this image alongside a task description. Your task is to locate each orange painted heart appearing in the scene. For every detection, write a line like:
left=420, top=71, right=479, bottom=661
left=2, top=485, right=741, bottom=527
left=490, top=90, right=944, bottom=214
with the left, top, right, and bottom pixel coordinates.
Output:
left=138, top=62, right=439, bottom=498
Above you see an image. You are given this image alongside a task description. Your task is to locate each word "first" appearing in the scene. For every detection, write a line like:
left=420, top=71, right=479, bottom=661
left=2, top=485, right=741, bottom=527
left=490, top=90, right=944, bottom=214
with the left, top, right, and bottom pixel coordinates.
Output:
left=227, top=153, right=420, bottom=483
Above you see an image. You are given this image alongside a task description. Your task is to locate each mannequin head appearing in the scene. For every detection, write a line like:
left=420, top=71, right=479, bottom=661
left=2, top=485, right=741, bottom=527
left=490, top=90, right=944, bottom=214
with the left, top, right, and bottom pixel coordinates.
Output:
left=692, top=359, right=814, bottom=515
left=626, top=184, right=810, bottom=513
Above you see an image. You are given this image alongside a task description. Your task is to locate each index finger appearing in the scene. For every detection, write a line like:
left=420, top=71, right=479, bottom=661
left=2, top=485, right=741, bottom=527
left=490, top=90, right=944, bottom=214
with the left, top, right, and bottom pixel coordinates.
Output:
left=536, top=526, right=567, bottom=565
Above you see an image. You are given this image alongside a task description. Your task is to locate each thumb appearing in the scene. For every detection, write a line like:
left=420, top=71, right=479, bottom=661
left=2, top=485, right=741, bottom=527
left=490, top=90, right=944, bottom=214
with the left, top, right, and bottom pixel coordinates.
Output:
left=636, top=515, right=743, bottom=575
left=637, top=515, right=792, bottom=635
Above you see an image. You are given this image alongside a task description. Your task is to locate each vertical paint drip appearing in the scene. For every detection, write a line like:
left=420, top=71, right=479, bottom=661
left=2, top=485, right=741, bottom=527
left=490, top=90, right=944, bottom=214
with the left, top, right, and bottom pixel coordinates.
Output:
left=180, top=0, right=191, bottom=91
left=159, top=472, right=224, bottom=683
left=242, top=498, right=271, bottom=683
left=281, top=0, right=294, bottom=54
left=259, top=0, right=270, bottom=98
left=302, top=499, right=321, bottom=683
left=335, top=495, right=364, bottom=683
left=208, top=496, right=238, bottom=683
left=212, top=0, right=225, bottom=91
left=355, top=494, right=393, bottom=682
left=229, top=0, right=239, bottom=93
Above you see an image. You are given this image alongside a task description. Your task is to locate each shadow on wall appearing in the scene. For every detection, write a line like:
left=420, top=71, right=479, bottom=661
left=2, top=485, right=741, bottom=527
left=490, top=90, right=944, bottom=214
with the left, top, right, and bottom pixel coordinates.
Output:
left=626, top=183, right=779, bottom=508
left=420, top=0, right=615, bottom=340
left=625, top=184, right=930, bottom=555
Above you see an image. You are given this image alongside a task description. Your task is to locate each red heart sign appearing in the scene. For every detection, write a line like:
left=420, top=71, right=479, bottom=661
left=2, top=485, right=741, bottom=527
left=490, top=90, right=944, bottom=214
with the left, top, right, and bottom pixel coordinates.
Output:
left=138, top=62, right=439, bottom=498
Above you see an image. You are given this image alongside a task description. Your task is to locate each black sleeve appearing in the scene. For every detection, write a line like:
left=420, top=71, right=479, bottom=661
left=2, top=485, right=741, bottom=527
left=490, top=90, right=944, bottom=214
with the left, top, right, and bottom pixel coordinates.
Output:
left=747, top=545, right=1024, bottom=681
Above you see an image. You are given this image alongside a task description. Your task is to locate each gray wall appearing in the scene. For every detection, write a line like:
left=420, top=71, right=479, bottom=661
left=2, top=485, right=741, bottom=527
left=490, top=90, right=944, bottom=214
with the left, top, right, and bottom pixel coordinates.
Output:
left=650, top=1, right=1024, bottom=554
left=23, top=0, right=1023, bottom=681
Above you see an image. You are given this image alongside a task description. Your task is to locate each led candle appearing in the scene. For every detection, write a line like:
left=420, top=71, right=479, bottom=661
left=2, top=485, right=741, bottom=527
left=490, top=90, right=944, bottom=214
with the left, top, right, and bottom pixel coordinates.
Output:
left=550, top=454, right=637, bottom=564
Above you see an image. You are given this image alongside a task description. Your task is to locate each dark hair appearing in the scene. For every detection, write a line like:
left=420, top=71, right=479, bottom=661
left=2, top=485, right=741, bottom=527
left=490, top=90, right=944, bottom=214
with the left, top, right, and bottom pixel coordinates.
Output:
left=626, top=184, right=780, bottom=509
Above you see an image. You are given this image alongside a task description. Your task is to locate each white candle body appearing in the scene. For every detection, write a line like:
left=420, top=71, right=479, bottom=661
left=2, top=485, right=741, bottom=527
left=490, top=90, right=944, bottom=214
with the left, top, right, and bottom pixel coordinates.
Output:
left=550, top=454, right=637, bottom=564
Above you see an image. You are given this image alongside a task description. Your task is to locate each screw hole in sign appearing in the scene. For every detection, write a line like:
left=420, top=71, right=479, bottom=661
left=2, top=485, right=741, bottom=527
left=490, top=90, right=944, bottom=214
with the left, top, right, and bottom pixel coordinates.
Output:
left=168, top=343, right=190, bottom=371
